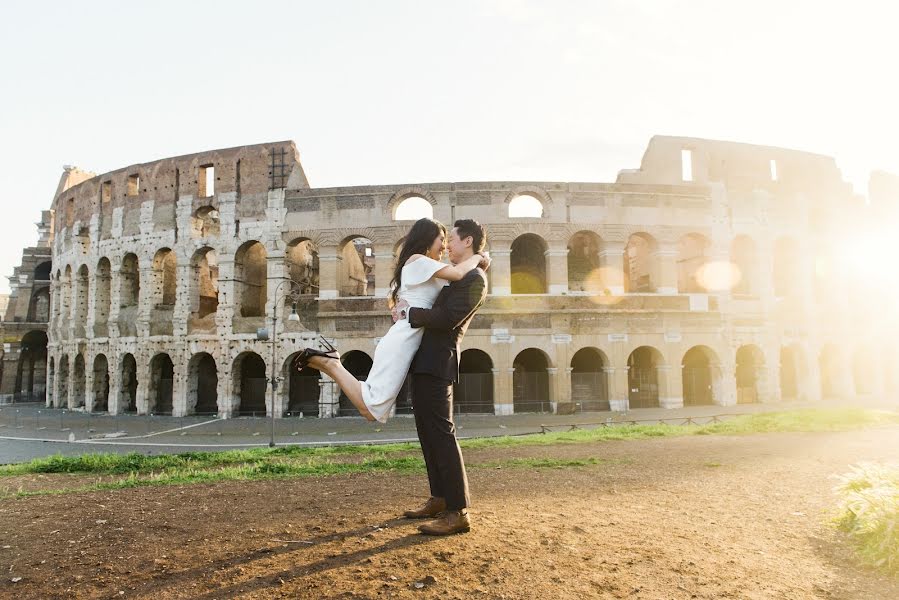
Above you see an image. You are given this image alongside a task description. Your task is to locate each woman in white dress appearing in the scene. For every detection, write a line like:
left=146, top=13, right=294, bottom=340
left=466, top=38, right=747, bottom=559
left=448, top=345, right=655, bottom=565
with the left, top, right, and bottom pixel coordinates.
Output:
left=297, top=218, right=489, bottom=422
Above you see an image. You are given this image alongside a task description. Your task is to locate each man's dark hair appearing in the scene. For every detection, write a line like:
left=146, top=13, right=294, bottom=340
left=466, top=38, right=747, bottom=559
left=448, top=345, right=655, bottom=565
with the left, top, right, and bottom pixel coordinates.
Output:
left=453, top=219, right=486, bottom=253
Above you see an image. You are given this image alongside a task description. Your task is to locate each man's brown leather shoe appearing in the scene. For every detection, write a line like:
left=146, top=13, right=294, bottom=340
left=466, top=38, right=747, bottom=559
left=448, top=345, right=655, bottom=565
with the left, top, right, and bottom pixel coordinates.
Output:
left=403, top=496, right=446, bottom=519
left=418, top=510, right=471, bottom=536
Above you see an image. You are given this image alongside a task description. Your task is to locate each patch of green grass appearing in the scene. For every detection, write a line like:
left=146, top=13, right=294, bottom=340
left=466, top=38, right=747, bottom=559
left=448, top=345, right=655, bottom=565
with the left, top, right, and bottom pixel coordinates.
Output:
left=1, top=408, right=894, bottom=481
left=833, top=462, right=899, bottom=575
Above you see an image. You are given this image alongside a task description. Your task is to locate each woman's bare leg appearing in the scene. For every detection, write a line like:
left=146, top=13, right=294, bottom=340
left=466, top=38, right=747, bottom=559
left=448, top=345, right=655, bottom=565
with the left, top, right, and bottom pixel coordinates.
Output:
left=306, top=355, right=376, bottom=421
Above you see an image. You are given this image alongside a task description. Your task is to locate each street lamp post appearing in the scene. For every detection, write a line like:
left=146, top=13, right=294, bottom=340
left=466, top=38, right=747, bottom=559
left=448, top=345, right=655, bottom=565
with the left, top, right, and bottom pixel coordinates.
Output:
left=259, top=279, right=303, bottom=448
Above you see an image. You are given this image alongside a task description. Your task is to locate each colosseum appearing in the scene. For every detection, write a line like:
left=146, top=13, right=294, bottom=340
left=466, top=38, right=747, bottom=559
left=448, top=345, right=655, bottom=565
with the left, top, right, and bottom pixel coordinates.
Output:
left=1, top=135, right=895, bottom=418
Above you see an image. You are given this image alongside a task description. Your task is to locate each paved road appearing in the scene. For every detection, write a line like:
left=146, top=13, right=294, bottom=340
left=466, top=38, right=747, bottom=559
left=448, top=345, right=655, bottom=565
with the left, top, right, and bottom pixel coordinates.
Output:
left=0, top=399, right=893, bottom=464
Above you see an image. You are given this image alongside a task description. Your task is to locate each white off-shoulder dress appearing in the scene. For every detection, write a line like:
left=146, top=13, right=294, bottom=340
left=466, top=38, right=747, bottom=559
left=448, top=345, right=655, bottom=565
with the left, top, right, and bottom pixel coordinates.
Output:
left=362, top=256, right=448, bottom=423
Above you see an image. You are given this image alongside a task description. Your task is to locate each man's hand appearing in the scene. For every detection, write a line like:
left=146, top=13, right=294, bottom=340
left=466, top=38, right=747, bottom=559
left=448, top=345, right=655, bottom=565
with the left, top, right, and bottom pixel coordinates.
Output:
left=478, top=251, right=492, bottom=271
left=392, top=298, right=410, bottom=323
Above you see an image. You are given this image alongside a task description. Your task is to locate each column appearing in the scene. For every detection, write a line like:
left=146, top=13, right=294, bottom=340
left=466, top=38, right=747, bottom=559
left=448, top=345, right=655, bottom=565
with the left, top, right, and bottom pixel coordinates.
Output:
left=489, top=246, right=511, bottom=296
left=318, top=245, right=340, bottom=300
left=655, top=245, right=679, bottom=295
left=598, top=242, right=625, bottom=295
left=712, top=364, right=737, bottom=406
left=545, top=244, right=569, bottom=295
left=546, top=367, right=559, bottom=413
left=374, top=248, right=395, bottom=298
left=494, top=367, right=514, bottom=415
left=107, top=361, right=122, bottom=415
left=607, top=366, right=628, bottom=411
left=319, top=373, right=339, bottom=418
left=658, top=365, right=683, bottom=409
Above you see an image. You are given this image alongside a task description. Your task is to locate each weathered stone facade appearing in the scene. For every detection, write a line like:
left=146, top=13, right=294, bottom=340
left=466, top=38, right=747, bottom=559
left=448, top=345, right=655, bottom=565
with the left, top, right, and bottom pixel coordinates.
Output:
left=32, top=135, right=893, bottom=418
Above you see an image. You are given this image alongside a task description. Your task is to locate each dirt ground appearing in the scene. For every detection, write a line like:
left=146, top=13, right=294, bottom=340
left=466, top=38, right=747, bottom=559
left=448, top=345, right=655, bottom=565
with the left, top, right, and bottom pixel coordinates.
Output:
left=1, top=427, right=898, bottom=599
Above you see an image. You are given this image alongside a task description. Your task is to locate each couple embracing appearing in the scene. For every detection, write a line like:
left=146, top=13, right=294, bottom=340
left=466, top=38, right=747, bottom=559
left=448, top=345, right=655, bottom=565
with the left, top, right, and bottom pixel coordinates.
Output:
left=298, top=218, right=491, bottom=536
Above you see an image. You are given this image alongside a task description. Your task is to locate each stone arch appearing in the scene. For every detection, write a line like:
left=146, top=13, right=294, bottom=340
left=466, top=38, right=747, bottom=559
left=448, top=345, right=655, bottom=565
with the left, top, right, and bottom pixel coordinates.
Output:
left=567, top=231, right=602, bottom=292
left=72, top=353, right=86, bottom=408
left=189, top=247, right=219, bottom=332
left=148, top=353, right=175, bottom=415
left=392, top=196, right=434, bottom=221
left=681, top=345, right=721, bottom=406
left=570, top=347, right=609, bottom=411
left=233, top=352, right=268, bottom=416
left=235, top=241, right=268, bottom=317
left=627, top=346, right=664, bottom=408
left=677, top=233, right=711, bottom=293
left=773, top=237, right=801, bottom=297
left=779, top=344, right=807, bottom=401
left=457, top=349, right=494, bottom=414
left=33, top=261, right=51, bottom=282
left=735, top=344, right=765, bottom=404
left=91, top=354, right=110, bottom=412
left=73, top=264, right=89, bottom=337
left=507, top=194, right=545, bottom=218
left=94, top=257, right=112, bottom=334
left=513, top=348, right=551, bottom=413
left=338, top=351, right=372, bottom=416
left=337, top=236, right=375, bottom=297
left=730, top=235, right=758, bottom=295
left=27, top=287, right=50, bottom=322
left=191, top=205, right=220, bottom=238
left=16, top=330, right=47, bottom=402
left=286, top=237, right=319, bottom=295
left=283, top=351, right=321, bottom=417
left=386, top=187, right=437, bottom=218
left=187, top=352, right=218, bottom=415
left=57, top=354, right=70, bottom=408
left=511, top=233, right=548, bottom=294
left=624, top=232, right=658, bottom=293
left=151, top=248, right=177, bottom=306
left=119, top=354, right=138, bottom=413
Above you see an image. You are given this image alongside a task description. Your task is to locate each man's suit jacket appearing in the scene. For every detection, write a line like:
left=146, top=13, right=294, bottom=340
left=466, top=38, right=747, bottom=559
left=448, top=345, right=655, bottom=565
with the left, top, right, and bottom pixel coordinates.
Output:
left=408, top=267, right=487, bottom=383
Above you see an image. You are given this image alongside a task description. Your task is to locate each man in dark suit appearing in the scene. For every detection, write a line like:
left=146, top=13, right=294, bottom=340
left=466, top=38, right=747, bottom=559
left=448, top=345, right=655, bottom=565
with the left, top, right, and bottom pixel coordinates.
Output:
left=392, top=219, right=489, bottom=536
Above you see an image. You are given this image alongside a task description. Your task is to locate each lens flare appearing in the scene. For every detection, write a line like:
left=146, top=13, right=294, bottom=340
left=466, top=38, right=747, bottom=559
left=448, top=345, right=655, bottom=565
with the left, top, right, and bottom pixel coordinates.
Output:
left=695, top=261, right=742, bottom=292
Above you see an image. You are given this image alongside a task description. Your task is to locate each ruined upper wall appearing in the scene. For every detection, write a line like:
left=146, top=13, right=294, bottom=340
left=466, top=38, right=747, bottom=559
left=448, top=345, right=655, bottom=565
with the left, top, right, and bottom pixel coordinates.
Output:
left=617, top=135, right=853, bottom=198
left=51, top=141, right=309, bottom=231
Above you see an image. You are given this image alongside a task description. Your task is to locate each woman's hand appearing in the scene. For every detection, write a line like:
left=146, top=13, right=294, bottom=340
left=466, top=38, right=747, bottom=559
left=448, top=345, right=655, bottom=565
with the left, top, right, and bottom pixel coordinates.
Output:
left=478, top=251, right=492, bottom=271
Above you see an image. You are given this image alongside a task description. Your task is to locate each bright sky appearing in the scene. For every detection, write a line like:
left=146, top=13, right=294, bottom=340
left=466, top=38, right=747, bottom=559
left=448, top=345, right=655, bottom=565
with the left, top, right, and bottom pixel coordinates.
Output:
left=1, top=0, right=897, bottom=293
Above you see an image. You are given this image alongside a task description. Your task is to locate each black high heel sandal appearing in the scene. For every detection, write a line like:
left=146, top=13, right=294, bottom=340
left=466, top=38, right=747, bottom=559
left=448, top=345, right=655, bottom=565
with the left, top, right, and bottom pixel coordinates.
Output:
left=295, top=336, right=340, bottom=371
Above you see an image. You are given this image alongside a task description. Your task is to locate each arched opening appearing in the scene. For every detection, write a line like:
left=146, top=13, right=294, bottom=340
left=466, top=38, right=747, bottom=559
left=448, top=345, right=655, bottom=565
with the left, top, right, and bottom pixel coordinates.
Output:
left=570, top=347, right=609, bottom=411
left=338, top=351, right=372, bottom=416
left=730, top=236, right=757, bottom=296
left=456, top=349, right=494, bottom=414
left=773, top=237, right=800, bottom=297
left=119, top=354, right=138, bottom=413
left=567, top=231, right=602, bottom=292
left=627, top=346, right=663, bottom=408
left=16, top=330, right=47, bottom=402
left=152, top=248, right=177, bottom=306
left=511, top=234, right=548, bottom=294
left=27, top=288, right=50, bottom=322
left=57, top=355, right=70, bottom=408
left=779, top=345, right=805, bottom=401
left=73, top=265, right=89, bottom=337
left=513, top=348, right=551, bottom=413
left=149, top=353, right=174, bottom=415
left=677, top=233, right=710, bottom=293
left=119, top=254, right=140, bottom=337
left=187, top=353, right=218, bottom=415
left=33, top=261, right=51, bottom=282
left=393, top=196, right=434, bottom=221
left=508, top=194, right=544, bottom=218
left=286, top=238, right=320, bottom=295
left=94, top=258, right=111, bottom=336
left=736, top=345, right=764, bottom=404
left=852, top=346, right=876, bottom=396
left=72, top=354, right=86, bottom=408
left=188, top=247, right=219, bottom=332
left=283, top=352, right=321, bottom=417
left=235, top=241, right=268, bottom=317
left=682, top=345, right=719, bottom=406
left=233, top=352, right=267, bottom=416
left=623, top=233, right=658, bottom=293
left=191, top=206, right=220, bottom=238
left=91, top=354, right=110, bottom=412
left=338, top=237, right=375, bottom=297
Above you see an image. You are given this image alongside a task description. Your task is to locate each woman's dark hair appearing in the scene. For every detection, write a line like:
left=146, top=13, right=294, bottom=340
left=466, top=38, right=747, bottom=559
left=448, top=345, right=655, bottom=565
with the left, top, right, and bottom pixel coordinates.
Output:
left=389, top=218, right=447, bottom=307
